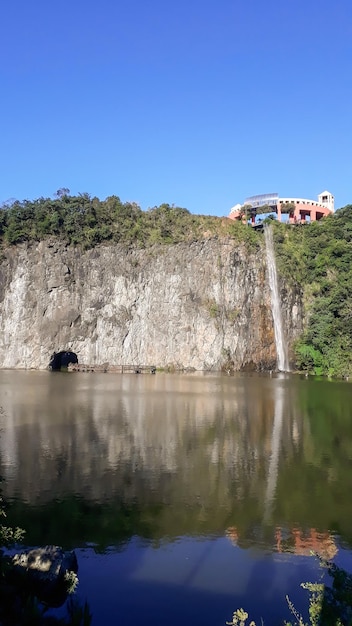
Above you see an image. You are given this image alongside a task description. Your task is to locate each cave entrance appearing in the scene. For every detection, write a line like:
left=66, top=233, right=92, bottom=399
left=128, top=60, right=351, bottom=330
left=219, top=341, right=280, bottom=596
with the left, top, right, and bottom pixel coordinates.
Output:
left=49, top=351, right=78, bottom=371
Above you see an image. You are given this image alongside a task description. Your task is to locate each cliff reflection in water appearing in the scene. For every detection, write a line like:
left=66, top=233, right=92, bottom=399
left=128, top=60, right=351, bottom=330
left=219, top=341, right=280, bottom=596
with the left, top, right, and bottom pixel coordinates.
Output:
left=0, top=371, right=351, bottom=551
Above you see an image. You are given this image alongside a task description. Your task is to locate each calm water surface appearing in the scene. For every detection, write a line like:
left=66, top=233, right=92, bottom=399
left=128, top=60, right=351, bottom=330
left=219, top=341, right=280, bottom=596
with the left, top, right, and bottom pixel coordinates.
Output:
left=0, top=371, right=352, bottom=625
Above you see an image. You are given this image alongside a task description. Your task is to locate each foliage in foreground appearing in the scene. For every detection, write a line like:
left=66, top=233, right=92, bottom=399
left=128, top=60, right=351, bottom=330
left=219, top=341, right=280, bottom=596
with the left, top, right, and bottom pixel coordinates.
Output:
left=0, top=494, right=25, bottom=547
left=227, top=558, right=352, bottom=626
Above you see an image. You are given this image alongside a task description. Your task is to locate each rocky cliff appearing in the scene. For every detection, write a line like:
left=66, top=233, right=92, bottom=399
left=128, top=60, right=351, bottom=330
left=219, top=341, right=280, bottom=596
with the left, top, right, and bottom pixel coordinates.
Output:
left=0, top=237, right=303, bottom=370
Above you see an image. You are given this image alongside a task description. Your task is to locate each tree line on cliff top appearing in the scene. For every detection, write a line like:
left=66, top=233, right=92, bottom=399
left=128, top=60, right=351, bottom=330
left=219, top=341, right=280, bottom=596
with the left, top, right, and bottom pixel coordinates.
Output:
left=1, top=192, right=352, bottom=378
left=0, top=192, right=257, bottom=247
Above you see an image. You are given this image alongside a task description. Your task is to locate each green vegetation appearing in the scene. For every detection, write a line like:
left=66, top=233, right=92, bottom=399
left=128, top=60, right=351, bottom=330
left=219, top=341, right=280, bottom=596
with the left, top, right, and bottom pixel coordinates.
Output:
left=281, top=202, right=296, bottom=215
left=0, top=193, right=259, bottom=249
left=206, top=298, right=221, bottom=319
left=237, top=203, right=278, bottom=221
left=272, top=206, right=352, bottom=378
left=227, top=558, right=352, bottom=625
left=0, top=491, right=25, bottom=547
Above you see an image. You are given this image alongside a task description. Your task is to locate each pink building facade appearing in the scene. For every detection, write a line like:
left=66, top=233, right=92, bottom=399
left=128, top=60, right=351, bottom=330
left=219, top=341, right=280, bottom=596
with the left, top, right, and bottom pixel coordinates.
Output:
left=229, top=191, right=334, bottom=225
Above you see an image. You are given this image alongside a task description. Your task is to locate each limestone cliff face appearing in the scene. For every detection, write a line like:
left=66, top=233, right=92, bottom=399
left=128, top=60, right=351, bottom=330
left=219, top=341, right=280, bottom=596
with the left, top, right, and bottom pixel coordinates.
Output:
left=0, top=238, right=303, bottom=370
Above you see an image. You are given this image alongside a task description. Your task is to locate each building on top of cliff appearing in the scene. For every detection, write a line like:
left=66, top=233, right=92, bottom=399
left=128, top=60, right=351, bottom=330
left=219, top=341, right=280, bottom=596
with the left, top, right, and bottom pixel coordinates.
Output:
left=228, top=190, right=334, bottom=226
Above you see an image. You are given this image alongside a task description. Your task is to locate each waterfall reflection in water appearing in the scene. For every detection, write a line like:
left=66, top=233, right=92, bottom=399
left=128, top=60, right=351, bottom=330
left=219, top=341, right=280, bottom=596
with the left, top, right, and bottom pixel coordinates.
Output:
left=263, top=381, right=285, bottom=524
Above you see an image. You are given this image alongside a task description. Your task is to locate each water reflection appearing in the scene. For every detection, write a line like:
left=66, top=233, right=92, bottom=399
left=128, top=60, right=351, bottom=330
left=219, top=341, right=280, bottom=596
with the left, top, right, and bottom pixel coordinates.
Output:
left=263, top=382, right=285, bottom=524
left=227, top=525, right=337, bottom=560
left=0, top=371, right=352, bottom=553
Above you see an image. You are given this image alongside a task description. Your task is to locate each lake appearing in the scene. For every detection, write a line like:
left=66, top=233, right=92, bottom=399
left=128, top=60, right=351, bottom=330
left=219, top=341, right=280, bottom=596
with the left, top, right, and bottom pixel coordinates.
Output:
left=0, top=370, right=351, bottom=625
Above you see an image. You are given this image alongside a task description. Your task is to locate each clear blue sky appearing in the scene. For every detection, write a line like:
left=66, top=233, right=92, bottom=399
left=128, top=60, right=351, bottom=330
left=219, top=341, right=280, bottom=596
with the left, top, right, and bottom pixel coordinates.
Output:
left=1, top=0, right=351, bottom=216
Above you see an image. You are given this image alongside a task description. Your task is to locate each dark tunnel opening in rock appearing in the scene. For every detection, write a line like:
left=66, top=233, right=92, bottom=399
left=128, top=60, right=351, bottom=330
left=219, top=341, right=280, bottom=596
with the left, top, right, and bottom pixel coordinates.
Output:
left=49, top=351, right=78, bottom=371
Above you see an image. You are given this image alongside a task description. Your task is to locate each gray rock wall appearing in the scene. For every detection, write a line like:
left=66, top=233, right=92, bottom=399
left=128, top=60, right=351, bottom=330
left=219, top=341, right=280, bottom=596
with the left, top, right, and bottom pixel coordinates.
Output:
left=0, top=238, right=303, bottom=370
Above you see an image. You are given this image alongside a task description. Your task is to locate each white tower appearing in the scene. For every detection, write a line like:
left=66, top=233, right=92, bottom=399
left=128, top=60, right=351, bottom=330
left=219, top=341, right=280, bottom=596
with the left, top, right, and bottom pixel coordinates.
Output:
left=318, top=190, right=334, bottom=213
left=229, top=203, right=242, bottom=215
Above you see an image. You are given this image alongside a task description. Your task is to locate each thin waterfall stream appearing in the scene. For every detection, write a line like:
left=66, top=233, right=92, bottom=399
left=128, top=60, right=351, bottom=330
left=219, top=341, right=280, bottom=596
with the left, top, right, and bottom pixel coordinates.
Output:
left=264, top=225, right=289, bottom=371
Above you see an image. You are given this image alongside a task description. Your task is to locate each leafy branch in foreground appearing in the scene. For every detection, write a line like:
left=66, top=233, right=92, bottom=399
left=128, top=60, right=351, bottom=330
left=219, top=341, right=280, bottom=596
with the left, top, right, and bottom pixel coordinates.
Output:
left=226, top=557, right=352, bottom=626
left=226, top=608, right=257, bottom=625
left=0, top=494, right=25, bottom=547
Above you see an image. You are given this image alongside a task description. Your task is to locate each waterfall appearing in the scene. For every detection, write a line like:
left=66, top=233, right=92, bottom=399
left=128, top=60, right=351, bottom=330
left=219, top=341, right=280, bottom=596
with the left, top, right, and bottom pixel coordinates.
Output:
left=264, top=226, right=289, bottom=372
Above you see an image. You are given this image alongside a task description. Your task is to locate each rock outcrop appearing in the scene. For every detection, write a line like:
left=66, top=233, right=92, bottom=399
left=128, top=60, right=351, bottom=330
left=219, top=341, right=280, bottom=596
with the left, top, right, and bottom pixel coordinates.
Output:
left=0, top=238, right=303, bottom=370
left=7, top=546, right=78, bottom=607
